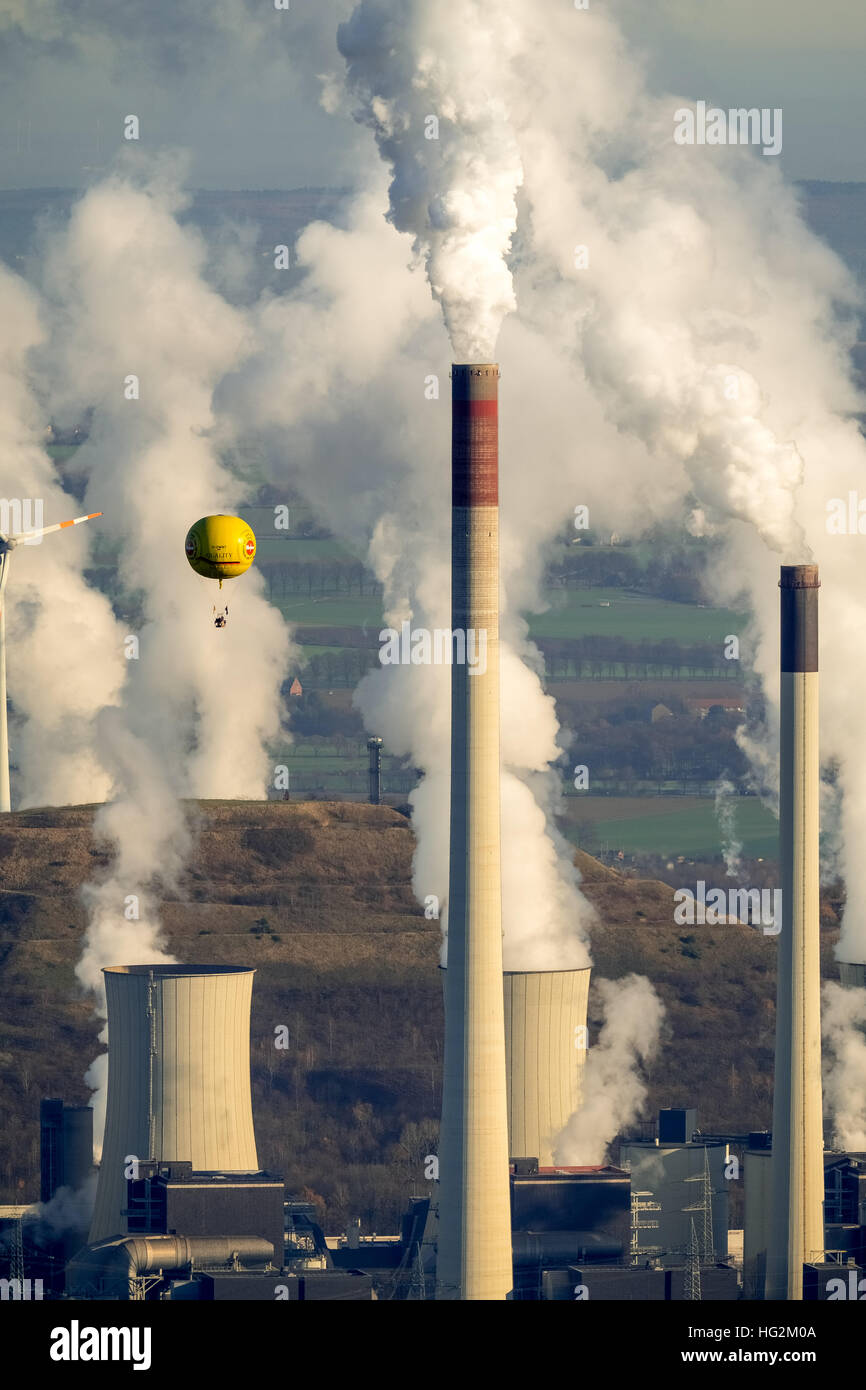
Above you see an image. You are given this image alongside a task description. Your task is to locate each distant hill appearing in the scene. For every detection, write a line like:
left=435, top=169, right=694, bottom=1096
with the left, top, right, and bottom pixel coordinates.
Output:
left=0, top=800, right=844, bottom=1229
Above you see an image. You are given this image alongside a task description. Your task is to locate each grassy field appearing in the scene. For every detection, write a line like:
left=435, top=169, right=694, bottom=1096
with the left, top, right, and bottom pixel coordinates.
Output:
left=291, top=643, right=373, bottom=657
left=276, top=595, right=385, bottom=627
left=256, top=537, right=364, bottom=560
left=562, top=794, right=779, bottom=859
left=277, top=754, right=398, bottom=774
left=45, top=444, right=82, bottom=464
left=529, top=589, right=744, bottom=642
left=550, top=678, right=743, bottom=702
left=274, top=588, right=744, bottom=644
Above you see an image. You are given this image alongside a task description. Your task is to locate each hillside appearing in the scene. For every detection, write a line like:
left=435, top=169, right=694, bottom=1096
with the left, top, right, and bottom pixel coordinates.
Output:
left=0, top=801, right=843, bottom=1229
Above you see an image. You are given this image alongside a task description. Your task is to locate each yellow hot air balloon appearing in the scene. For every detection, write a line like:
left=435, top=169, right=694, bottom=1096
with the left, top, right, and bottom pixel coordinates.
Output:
left=185, top=514, right=256, bottom=628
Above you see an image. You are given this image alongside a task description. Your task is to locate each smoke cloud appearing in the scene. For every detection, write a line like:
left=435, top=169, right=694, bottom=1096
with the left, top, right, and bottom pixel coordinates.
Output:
left=823, top=980, right=866, bottom=1151
left=715, top=777, right=744, bottom=878
left=554, top=975, right=666, bottom=1165
left=0, top=263, right=125, bottom=806
left=8, top=0, right=866, bottom=1150
left=495, top=3, right=866, bottom=956
left=23, top=157, right=295, bottom=1138
left=337, top=0, right=524, bottom=361
left=27, top=1174, right=97, bottom=1240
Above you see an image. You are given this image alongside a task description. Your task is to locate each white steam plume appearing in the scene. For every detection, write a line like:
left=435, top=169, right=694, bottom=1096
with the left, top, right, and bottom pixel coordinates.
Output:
left=337, top=0, right=524, bottom=361
left=715, top=777, right=744, bottom=878
left=222, top=0, right=866, bottom=1117
left=822, top=981, right=866, bottom=1151
left=0, top=263, right=125, bottom=806
left=498, top=2, right=866, bottom=958
left=33, top=159, right=293, bottom=1141
left=554, top=975, right=666, bottom=1165
left=34, top=0, right=866, bottom=1130
left=27, top=1174, right=97, bottom=1239
left=222, top=174, right=597, bottom=971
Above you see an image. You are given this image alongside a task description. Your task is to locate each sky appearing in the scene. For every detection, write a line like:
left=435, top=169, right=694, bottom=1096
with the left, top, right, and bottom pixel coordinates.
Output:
left=0, top=0, right=864, bottom=190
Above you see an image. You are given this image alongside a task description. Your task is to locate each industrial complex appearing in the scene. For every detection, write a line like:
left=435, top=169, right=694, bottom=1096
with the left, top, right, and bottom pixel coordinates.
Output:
left=0, top=370, right=861, bottom=1305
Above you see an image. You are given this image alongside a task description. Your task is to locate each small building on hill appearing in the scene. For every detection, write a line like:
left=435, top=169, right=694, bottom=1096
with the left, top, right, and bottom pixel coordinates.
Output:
left=685, top=696, right=744, bottom=720
left=651, top=703, right=675, bottom=724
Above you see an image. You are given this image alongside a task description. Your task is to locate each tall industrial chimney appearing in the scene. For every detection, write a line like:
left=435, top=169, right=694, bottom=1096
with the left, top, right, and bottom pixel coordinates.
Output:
left=504, top=968, right=591, bottom=1167
left=436, top=365, right=513, bottom=1300
left=89, top=965, right=260, bottom=1245
left=766, top=565, right=825, bottom=1300
left=367, top=737, right=383, bottom=805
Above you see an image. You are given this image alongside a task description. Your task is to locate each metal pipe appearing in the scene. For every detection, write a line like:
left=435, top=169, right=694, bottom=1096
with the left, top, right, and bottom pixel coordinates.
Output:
left=66, top=1235, right=274, bottom=1299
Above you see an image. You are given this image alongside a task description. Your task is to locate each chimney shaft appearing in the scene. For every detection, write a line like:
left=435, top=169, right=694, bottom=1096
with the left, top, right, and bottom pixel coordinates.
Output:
left=436, top=365, right=513, bottom=1300
left=767, top=564, right=824, bottom=1299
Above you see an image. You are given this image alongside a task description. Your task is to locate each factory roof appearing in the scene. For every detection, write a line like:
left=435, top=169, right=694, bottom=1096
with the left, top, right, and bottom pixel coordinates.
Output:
left=532, top=1165, right=629, bottom=1177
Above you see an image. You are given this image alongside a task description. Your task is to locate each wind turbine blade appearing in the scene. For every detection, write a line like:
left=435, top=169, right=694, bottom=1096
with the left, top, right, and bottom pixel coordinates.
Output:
left=14, top=511, right=103, bottom=543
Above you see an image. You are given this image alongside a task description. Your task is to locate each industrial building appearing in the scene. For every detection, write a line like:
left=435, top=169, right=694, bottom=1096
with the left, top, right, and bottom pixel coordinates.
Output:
left=4, top=457, right=859, bottom=1305
left=40, top=1098, right=94, bottom=1204
left=62, top=964, right=374, bottom=1300
left=745, top=1140, right=866, bottom=1300
left=621, top=1108, right=729, bottom=1267
left=90, top=964, right=262, bottom=1245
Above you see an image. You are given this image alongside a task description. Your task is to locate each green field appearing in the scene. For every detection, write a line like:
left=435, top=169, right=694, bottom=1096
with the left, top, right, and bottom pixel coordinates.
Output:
left=529, top=589, right=744, bottom=643
left=276, top=595, right=385, bottom=627
left=249, top=536, right=367, bottom=564
left=256, top=537, right=363, bottom=560
left=275, top=588, right=744, bottom=645
left=45, top=444, right=82, bottom=464
left=291, top=643, right=367, bottom=657
left=562, top=795, right=779, bottom=859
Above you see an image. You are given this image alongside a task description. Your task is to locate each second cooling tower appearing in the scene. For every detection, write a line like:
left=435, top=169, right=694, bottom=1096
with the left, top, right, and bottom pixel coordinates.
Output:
left=504, top=968, right=590, bottom=1167
left=89, top=965, right=260, bottom=1245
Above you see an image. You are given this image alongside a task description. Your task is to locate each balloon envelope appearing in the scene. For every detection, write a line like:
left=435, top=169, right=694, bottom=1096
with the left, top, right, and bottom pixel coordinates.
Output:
left=185, top=515, right=256, bottom=582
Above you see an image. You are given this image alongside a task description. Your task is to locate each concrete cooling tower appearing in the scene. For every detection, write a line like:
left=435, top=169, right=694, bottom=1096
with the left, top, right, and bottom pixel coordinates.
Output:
left=504, top=968, right=591, bottom=1167
left=839, top=963, right=866, bottom=990
left=89, top=965, right=260, bottom=1244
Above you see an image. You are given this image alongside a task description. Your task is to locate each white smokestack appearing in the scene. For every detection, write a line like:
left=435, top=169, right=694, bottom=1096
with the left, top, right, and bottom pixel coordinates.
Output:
left=436, top=363, right=512, bottom=1301
left=767, top=565, right=824, bottom=1300
left=89, top=965, right=260, bottom=1245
